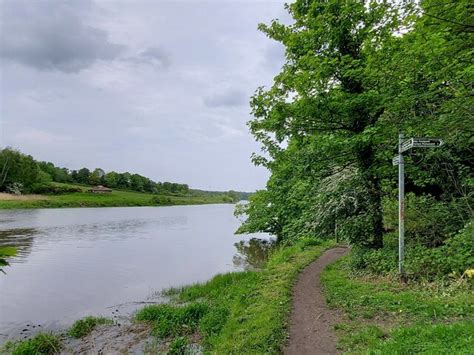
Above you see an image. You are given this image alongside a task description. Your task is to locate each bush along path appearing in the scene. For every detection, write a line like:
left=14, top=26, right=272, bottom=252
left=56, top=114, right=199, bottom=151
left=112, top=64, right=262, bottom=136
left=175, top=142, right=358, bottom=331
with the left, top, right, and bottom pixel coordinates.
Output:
left=284, top=247, right=349, bottom=355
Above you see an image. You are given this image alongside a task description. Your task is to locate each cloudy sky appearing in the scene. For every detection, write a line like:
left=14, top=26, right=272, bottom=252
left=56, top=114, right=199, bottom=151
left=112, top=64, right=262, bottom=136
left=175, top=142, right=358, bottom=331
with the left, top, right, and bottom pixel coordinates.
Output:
left=0, top=0, right=289, bottom=191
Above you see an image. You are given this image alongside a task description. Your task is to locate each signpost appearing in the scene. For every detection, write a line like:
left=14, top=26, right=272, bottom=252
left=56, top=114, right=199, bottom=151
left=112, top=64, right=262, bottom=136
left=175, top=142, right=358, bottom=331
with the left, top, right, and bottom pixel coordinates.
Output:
left=393, top=134, right=443, bottom=279
left=392, top=155, right=400, bottom=166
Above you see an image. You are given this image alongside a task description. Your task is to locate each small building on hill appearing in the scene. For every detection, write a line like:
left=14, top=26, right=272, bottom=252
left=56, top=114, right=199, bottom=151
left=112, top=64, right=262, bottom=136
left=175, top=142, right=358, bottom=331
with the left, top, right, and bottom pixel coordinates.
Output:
left=89, top=185, right=112, bottom=193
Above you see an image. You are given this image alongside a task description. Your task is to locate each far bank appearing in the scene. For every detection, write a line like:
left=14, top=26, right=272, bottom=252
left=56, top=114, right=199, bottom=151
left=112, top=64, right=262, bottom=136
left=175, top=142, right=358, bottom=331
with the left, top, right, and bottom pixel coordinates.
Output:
left=0, top=184, right=239, bottom=210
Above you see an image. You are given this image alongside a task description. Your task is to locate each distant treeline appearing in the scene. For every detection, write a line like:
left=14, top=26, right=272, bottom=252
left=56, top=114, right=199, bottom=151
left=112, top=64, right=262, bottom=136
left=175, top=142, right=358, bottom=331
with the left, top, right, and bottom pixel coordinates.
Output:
left=0, top=147, right=250, bottom=200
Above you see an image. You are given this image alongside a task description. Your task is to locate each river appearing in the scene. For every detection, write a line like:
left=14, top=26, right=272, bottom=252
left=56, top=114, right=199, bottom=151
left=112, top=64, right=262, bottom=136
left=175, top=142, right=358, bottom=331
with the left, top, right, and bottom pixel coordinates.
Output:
left=0, top=204, right=271, bottom=343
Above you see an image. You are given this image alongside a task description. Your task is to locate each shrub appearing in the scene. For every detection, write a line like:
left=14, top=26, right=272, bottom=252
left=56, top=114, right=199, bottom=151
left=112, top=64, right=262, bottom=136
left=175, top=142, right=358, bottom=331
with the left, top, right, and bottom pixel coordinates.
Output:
left=349, top=246, right=397, bottom=274
left=31, top=184, right=82, bottom=195
left=351, top=222, right=474, bottom=280
left=6, top=182, right=24, bottom=195
left=405, top=222, right=474, bottom=280
left=151, top=196, right=172, bottom=205
left=383, top=194, right=470, bottom=247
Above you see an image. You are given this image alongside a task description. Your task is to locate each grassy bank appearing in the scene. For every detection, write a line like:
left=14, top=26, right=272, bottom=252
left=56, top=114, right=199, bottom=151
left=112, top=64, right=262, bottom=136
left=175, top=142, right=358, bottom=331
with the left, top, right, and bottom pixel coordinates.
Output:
left=136, top=238, right=335, bottom=353
left=321, top=256, right=474, bottom=353
left=1, top=239, right=335, bottom=354
left=0, top=183, right=232, bottom=209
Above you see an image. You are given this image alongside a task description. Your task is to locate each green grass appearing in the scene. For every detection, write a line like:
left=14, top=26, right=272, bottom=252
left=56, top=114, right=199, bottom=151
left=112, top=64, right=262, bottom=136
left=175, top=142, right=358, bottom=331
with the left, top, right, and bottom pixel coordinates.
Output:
left=135, top=239, right=335, bottom=353
left=350, top=322, right=474, bottom=354
left=68, top=316, right=112, bottom=338
left=1, top=332, right=62, bottom=355
left=0, top=183, right=231, bottom=209
left=136, top=303, right=209, bottom=338
left=321, top=256, right=474, bottom=353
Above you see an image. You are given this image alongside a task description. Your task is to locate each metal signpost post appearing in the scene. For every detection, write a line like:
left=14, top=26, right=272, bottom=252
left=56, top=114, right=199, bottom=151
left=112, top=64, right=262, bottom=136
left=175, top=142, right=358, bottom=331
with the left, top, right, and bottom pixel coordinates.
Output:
left=394, top=134, right=443, bottom=279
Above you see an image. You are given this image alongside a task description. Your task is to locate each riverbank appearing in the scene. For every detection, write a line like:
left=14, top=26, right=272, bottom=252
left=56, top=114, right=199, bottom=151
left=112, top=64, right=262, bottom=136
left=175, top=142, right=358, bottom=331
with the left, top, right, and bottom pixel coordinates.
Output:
left=0, top=184, right=233, bottom=210
left=3, top=240, right=471, bottom=354
left=1, top=238, right=336, bottom=354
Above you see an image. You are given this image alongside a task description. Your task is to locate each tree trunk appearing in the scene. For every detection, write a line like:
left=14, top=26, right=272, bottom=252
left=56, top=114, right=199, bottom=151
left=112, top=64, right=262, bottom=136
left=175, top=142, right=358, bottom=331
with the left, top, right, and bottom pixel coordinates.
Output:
left=357, top=145, right=384, bottom=249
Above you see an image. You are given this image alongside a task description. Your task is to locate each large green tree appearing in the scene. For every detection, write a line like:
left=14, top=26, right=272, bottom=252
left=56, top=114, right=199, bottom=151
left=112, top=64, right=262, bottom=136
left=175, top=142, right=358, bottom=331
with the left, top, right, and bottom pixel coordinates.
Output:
left=239, top=0, right=472, bottom=248
left=242, top=1, right=402, bottom=247
left=0, top=148, right=41, bottom=193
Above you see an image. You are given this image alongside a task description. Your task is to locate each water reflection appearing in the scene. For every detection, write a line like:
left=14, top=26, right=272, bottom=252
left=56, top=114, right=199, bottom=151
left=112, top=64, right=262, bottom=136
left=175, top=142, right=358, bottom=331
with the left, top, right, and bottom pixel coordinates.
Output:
left=0, top=228, right=36, bottom=261
left=233, top=238, right=276, bottom=270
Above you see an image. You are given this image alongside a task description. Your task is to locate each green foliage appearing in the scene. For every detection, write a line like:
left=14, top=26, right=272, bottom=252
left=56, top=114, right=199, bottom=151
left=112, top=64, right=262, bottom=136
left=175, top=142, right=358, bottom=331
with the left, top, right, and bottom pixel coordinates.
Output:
left=235, top=190, right=282, bottom=237
left=168, top=336, right=189, bottom=355
left=241, top=0, right=472, bottom=255
left=151, top=196, right=172, bottom=205
left=0, top=246, right=16, bottom=274
left=198, top=307, right=229, bottom=340
left=405, top=222, right=474, bottom=280
left=2, top=332, right=62, bottom=355
left=68, top=316, right=112, bottom=338
left=0, top=183, right=240, bottom=210
left=135, top=303, right=209, bottom=338
left=147, top=240, right=333, bottom=353
left=349, top=246, right=398, bottom=275
left=30, top=184, right=82, bottom=195
left=350, top=222, right=474, bottom=280
left=360, top=322, right=474, bottom=354
left=322, top=257, right=473, bottom=323
left=336, top=322, right=474, bottom=354
left=322, top=254, right=473, bottom=353
left=0, top=148, right=41, bottom=193
left=384, top=193, right=471, bottom=247
left=0, top=148, right=250, bottom=203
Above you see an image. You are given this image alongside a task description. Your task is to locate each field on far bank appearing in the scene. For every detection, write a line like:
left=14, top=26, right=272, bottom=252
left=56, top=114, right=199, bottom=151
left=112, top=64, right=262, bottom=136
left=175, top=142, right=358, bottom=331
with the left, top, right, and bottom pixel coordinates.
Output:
left=0, top=183, right=232, bottom=209
left=0, top=193, right=48, bottom=201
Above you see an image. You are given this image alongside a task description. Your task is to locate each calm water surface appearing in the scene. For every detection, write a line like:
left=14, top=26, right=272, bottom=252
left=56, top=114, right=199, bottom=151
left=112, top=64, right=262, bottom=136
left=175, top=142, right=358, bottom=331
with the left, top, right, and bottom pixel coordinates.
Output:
left=0, top=204, right=271, bottom=342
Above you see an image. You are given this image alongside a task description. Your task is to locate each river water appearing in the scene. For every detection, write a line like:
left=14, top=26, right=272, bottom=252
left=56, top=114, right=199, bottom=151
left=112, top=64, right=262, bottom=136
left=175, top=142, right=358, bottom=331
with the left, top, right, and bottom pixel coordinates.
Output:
left=0, top=204, right=271, bottom=343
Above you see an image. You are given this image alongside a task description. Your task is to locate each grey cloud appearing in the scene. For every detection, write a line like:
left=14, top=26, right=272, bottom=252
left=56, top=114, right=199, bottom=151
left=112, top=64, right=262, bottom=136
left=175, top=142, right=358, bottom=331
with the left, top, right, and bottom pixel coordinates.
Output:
left=125, top=47, right=170, bottom=68
left=137, top=47, right=170, bottom=67
left=0, top=1, right=124, bottom=73
left=1, top=1, right=284, bottom=190
left=203, top=89, right=247, bottom=108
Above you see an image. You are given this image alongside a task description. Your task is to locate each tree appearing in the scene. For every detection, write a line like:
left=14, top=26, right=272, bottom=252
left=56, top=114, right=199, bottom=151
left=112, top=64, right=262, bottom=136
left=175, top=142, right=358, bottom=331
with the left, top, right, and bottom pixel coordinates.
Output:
left=104, top=171, right=118, bottom=188
left=242, top=0, right=403, bottom=248
left=117, top=172, right=131, bottom=189
left=89, top=168, right=105, bottom=186
left=0, top=148, right=41, bottom=193
left=240, top=0, right=472, bottom=251
left=76, top=168, right=91, bottom=185
left=131, top=174, right=145, bottom=192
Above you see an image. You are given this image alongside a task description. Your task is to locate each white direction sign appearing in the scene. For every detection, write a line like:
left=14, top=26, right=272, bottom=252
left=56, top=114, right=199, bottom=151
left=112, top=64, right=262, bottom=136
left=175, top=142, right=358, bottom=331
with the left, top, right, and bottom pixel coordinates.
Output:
left=400, top=138, right=443, bottom=153
left=400, top=138, right=413, bottom=153
left=392, top=155, right=400, bottom=166
left=412, top=138, right=443, bottom=148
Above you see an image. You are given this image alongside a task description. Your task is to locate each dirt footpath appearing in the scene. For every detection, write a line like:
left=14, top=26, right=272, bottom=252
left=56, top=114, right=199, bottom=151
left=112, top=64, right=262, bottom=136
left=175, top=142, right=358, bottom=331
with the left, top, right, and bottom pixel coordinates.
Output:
left=284, top=247, right=349, bottom=355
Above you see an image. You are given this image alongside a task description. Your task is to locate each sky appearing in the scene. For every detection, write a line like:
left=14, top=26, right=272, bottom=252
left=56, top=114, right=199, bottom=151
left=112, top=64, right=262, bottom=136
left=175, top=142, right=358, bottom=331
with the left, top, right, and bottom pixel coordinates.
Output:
left=0, top=0, right=290, bottom=191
